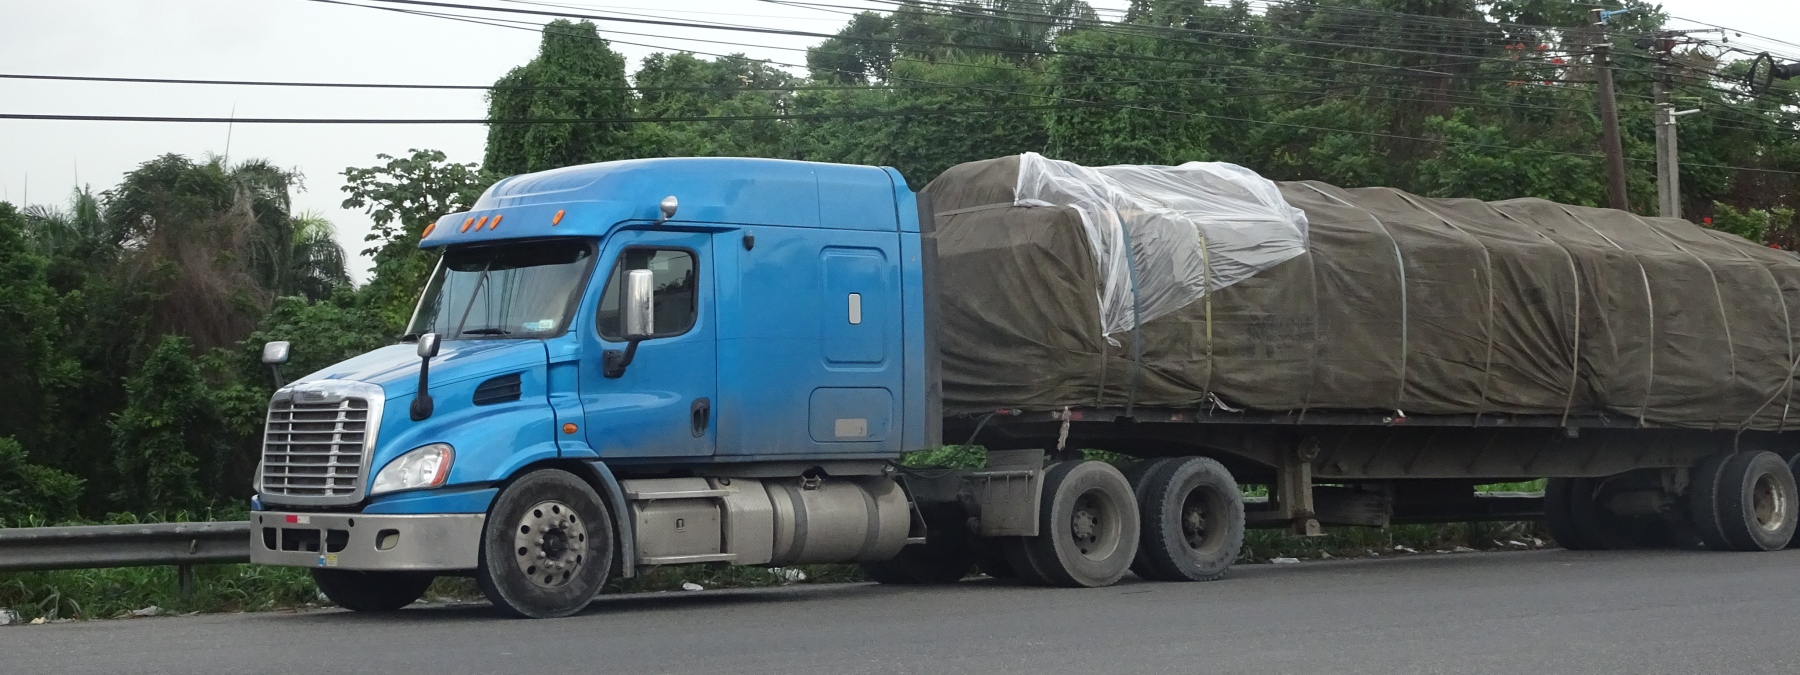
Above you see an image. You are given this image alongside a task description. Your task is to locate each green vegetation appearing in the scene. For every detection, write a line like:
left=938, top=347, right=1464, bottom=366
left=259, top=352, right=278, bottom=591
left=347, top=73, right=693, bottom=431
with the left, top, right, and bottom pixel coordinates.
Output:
left=1, top=0, right=1795, bottom=619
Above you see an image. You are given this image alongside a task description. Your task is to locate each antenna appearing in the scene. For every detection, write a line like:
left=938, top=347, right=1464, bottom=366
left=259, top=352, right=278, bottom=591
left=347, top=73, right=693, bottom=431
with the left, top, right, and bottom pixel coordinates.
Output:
left=224, top=103, right=237, bottom=165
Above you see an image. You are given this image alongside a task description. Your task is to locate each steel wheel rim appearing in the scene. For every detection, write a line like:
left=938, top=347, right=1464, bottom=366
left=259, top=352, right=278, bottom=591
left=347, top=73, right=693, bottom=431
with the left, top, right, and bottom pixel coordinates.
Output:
left=1180, top=484, right=1228, bottom=556
left=1069, top=488, right=1121, bottom=561
left=513, top=500, right=589, bottom=589
left=1751, top=473, right=1788, bottom=533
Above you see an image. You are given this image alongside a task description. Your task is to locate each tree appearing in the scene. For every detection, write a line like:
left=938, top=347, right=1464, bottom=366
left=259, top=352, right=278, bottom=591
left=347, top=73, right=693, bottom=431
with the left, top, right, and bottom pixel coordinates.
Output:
left=109, top=335, right=226, bottom=514
left=484, top=19, right=634, bottom=175
left=0, top=436, right=84, bottom=526
left=341, top=149, right=487, bottom=332
left=629, top=53, right=797, bottom=159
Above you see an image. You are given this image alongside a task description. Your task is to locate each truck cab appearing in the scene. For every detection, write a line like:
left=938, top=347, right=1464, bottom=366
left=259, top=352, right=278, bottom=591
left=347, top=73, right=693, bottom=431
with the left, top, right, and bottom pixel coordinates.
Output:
left=250, top=158, right=942, bottom=617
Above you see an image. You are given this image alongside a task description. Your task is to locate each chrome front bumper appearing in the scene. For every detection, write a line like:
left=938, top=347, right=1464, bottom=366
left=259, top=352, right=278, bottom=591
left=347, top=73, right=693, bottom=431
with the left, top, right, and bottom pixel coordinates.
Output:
left=250, top=511, right=485, bottom=571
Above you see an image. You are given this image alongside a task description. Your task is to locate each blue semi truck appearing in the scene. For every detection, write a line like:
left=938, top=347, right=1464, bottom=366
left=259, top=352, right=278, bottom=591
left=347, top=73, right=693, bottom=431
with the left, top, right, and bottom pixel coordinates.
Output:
left=250, top=155, right=1800, bottom=618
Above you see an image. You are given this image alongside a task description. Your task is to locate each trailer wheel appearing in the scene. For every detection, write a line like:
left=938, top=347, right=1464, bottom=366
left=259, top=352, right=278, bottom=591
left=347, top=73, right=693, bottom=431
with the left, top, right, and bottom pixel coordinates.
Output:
left=1788, top=454, right=1800, bottom=549
left=1712, top=451, right=1798, bottom=551
left=1122, top=459, right=1172, bottom=581
left=1544, top=477, right=1655, bottom=550
left=310, top=569, right=434, bottom=612
left=476, top=469, right=615, bottom=618
left=1688, top=453, right=1737, bottom=550
left=1133, top=457, right=1245, bottom=582
left=1017, top=460, right=1140, bottom=588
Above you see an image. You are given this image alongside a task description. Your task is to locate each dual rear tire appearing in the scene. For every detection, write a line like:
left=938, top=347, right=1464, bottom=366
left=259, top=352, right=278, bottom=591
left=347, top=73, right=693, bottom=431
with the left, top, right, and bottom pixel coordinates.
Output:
left=1546, top=451, right=1799, bottom=553
left=989, top=457, right=1246, bottom=588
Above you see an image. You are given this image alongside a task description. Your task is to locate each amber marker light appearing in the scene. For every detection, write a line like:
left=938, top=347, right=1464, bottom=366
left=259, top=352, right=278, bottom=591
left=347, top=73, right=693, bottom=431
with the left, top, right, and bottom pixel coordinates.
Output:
left=562, top=423, right=578, bottom=435
left=488, top=214, right=503, bottom=230
left=475, top=215, right=490, bottom=229
left=422, top=222, right=437, bottom=237
left=552, top=209, right=565, bottom=225
left=460, top=217, right=475, bottom=232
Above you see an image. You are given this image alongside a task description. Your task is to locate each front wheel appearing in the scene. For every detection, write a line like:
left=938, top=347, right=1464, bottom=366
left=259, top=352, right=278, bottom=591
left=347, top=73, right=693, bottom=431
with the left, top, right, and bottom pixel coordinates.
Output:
left=476, top=469, right=615, bottom=618
left=311, top=569, right=434, bottom=612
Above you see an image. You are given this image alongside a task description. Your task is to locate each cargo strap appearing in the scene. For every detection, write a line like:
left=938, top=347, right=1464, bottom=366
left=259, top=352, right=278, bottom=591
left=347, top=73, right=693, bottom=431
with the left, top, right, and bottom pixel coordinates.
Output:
left=934, top=202, right=1016, bottom=217
left=1557, top=205, right=1651, bottom=427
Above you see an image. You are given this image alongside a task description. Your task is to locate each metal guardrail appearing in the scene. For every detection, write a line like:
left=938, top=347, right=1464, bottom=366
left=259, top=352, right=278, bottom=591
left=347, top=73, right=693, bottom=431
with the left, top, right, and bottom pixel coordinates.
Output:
left=0, top=521, right=251, bottom=595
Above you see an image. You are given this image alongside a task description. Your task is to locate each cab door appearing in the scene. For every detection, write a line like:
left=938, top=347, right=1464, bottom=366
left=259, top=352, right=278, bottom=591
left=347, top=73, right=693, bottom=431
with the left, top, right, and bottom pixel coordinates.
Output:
left=581, top=229, right=716, bottom=458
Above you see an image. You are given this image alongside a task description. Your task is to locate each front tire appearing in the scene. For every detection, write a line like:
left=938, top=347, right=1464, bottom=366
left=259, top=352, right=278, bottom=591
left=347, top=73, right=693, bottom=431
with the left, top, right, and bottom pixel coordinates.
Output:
left=476, top=469, right=615, bottom=618
left=311, top=569, right=434, bottom=612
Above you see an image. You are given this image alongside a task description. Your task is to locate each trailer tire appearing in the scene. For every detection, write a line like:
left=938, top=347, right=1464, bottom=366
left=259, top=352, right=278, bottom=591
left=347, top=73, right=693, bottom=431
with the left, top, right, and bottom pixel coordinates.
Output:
left=1133, top=457, right=1245, bottom=582
left=476, top=469, right=614, bottom=618
left=311, top=569, right=434, bottom=612
left=1712, top=451, right=1798, bottom=551
left=1122, top=458, right=1172, bottom=580
left=1788, top=454, right=1800, bottom=549
left=1688, top=453, right=1737, bottom=551
left=1018, top=460, right=1140, bottom=588
left=1543, top=478, right=1598, bottom=550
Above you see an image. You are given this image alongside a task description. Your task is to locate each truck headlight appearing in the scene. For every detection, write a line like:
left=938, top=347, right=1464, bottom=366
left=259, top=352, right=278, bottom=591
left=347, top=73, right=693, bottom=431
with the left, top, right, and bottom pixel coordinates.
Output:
left=371, top=443, right=455, bottom=495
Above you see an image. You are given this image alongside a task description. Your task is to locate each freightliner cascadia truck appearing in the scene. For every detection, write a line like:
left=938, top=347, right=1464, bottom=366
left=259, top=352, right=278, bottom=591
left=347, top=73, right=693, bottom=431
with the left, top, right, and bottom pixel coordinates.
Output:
left=250, top=153, right=1800, bottom=618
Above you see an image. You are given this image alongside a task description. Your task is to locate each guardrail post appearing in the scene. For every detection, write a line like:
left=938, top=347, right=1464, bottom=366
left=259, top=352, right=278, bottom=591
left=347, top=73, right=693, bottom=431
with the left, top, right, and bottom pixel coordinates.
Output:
left=178, top=564, right=194, bottom=599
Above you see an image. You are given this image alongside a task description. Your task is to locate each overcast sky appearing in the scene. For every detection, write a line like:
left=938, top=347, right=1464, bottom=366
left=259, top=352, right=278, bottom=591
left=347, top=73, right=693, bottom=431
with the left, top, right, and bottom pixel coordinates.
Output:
left=3, top=0, right=1796, bottom=283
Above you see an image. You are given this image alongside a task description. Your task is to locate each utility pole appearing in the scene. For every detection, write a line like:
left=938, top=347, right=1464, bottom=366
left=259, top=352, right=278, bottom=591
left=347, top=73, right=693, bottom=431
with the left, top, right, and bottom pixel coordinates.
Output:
left=1590, top=8, right=1630, bottom=211
left=1652, top=36, right=1677, bottom=218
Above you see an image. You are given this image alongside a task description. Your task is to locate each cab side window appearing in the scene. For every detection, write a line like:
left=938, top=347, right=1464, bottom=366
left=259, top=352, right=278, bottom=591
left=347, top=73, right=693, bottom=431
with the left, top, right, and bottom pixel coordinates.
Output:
left=596, top=248, right=698, bottom=340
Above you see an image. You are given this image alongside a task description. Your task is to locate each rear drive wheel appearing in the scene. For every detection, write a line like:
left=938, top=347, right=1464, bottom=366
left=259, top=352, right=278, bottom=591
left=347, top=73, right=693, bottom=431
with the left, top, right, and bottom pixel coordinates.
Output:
left=970, top=535, right=1017, bottom=579
left=1133, top=457, right=1245, bottom=582
left=1018, top=460, right=1140, bottom=588
left=311, top=569, right=434, bottom=612
left=861, top=514, right=974, bottom=584
left=1713, top=451, right=1799, bottom=551
left=476, top=469, right=614, bottom=618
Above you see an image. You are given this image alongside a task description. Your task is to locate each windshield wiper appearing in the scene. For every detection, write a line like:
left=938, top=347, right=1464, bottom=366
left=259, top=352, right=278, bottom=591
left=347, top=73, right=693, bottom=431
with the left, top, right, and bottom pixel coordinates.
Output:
left=460, top=328, right=514, bottom=336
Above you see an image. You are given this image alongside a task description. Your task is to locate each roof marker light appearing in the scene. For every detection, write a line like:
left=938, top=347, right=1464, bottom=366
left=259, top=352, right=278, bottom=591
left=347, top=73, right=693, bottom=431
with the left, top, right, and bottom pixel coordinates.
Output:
left=422, top=222, right=437, bottom=238
left=460, top=217, right=475, bottom=232
left=475, top=215, right=489, bottom=230
left=488, top=214, right=502, bottom=230
left=552, top=209, right=565, bottom=225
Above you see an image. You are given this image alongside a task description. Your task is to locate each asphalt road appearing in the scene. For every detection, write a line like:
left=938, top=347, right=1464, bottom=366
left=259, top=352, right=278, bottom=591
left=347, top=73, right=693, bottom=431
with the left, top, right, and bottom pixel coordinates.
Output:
left=5, top=548, right=1799, bottom=674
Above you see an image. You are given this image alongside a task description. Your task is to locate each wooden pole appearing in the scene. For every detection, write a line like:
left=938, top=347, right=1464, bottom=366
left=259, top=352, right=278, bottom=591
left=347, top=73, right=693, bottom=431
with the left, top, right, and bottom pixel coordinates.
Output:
left=1591, top=8, right=1630, bottom=211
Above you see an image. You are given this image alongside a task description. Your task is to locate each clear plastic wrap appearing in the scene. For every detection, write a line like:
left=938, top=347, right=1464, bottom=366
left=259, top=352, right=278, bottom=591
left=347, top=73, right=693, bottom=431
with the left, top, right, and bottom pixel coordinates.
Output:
left=1013, top=152, right=1310, bottom=337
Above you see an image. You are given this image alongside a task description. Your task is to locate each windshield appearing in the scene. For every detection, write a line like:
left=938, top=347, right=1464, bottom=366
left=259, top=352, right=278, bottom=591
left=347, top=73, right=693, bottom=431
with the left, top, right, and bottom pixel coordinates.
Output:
left=406, top=239, right=596, bottom=339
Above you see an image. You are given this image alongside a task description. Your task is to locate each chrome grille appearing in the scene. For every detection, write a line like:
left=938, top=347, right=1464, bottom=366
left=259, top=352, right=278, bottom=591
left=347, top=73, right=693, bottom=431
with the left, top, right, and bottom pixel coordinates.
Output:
left=260, top=397, right=369, bottom=499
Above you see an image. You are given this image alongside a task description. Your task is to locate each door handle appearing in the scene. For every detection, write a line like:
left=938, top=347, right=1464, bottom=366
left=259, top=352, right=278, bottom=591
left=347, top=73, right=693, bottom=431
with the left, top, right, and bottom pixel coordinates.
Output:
left=690, top=398, right=711, bottom=438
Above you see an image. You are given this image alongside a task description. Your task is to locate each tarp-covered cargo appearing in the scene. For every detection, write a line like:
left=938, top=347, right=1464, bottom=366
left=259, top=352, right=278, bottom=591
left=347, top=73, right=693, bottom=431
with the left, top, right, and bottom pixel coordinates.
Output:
left=926, top=154, right=1800, bottom=430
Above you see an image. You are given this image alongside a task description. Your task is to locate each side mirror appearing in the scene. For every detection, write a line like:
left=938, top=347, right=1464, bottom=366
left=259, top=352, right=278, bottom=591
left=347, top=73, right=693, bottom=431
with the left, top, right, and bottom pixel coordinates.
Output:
left=411, top=333, right=441, bottom=421
left=623, top=268, right=655, bottom=339
left=262, top=341, right=291, bottom=389
left=417, top=332, right=442, bottom=359
left=262, top=341, right=291, bottom=366
left=605, top=269, right=655, bottom=378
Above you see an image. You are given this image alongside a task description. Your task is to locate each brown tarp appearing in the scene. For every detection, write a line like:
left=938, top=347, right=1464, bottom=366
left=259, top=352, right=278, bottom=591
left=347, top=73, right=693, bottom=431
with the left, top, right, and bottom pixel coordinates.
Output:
left=926, top=156, right=1800, bottom=430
